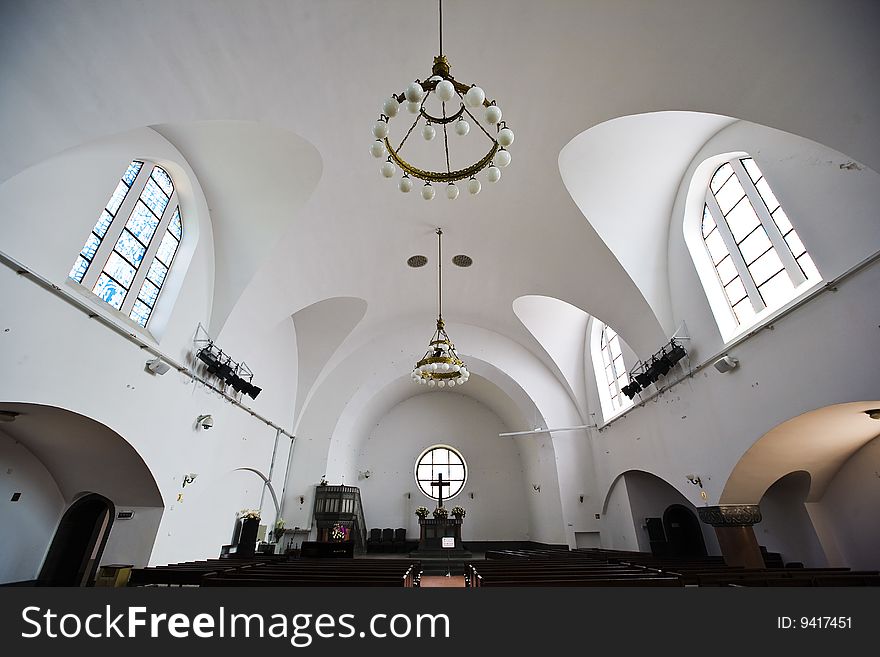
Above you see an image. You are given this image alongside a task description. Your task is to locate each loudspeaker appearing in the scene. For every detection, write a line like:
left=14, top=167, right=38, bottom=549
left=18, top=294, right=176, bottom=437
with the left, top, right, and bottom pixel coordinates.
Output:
left=713, top=355, right=738, bottom=373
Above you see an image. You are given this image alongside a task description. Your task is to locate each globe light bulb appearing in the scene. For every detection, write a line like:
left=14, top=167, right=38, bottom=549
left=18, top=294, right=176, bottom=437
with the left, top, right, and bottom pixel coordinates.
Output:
left=407, top=101, right=421, bottom=114
left=383, top=97, right=400, bottom=118
left=428, top=379, right=436, bottom=387
left=495, top=149, right=511, bottom=167
left=370, top=141, right=386, bottom=158
left=436, top=79, right=455, bottom=102
left=448, top=380, right=456, bottom=387
left=464, top=86, right=485, bottom=108
left=485, top=105, right=502, bottom=125
left=438, top=380, right=446, bottom=388
left=399, top=176, right=413, bottom=193
left=372, top=121, right=389, bottom=139
left=422, top=124, right=436, bottom=141
left=422, top=184, right=435, bottom=200
left=467, top=178, right=481, bottom=195
left=381, top=161, right=396, bottom=178
left=497, top=127, right=515, bottom=147
left=405, top=81, right=424, bottom=103
left=455, top=119, right=470, bottom=136
left=446, top=183, right=459, bottom=200
left=486, top=166, right=501, bottom=183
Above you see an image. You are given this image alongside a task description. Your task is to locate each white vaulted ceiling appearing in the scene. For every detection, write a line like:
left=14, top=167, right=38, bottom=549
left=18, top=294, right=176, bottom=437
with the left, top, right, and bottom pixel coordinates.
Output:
left=2, top=0, right=878, bottom=428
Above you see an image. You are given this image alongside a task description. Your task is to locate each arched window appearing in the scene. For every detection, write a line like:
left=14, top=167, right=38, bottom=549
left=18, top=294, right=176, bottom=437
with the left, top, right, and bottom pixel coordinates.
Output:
left=701, top=157, right=820, bottom=328
left=591, top=321, right=633, bottom=420
left=69, top=160, right=183, bottom=328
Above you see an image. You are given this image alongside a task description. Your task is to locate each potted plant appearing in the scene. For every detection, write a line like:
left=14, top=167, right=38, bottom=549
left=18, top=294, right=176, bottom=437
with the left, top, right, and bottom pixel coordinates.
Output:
left=451, top=506, right=466, bottom=519
left=415, top=506, right=429, bottom=520
left=433, top=506, right=448, bottom=519
left=271, top=518, right=285, bottom=543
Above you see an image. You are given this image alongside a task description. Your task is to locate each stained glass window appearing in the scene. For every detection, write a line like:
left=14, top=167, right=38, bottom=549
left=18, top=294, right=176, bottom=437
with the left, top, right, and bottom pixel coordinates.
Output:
left=702, top=157, right=820, bottom=329
left=68, top=160, right=142, bottom=283
left=414, top=446, right=467, bottom=502
left=69, top=160, right=183, bottom=329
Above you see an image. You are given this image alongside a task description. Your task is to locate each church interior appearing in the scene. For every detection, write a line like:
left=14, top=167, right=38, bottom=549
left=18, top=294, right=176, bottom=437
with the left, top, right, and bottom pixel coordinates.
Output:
left=1, top=0, right=878, bottom=588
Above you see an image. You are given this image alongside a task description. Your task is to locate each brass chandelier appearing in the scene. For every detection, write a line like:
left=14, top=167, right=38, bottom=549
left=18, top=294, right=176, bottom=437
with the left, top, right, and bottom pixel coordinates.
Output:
left=411, top=229, right=470, bottom=387
left=371, top=0, right=514, bottom=199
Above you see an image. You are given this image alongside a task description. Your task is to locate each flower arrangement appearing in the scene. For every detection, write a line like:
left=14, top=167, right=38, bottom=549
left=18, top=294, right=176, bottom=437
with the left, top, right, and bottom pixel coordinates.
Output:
left=271, top=518, right=285, bottom=541
left=239, top=508, right=261, bottom=521
left=329, top=523, right=349, bottom=541
left=433, top=506, right=448, bottom=519
left=451, top=506, right=466, bottom=517
left=415, top=506, right=429, bottom=519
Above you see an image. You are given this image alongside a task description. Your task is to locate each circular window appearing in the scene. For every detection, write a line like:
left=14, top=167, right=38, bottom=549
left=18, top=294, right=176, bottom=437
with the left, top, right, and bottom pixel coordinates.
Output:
left=414, top=445, right=467, bottom=502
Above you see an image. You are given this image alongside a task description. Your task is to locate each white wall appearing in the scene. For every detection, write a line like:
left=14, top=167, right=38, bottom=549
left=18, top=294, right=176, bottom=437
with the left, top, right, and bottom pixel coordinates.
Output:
left=0, top=128, right=299, bottom=569
left=624, top=470, right=720, bottom=555
left=756, top=471, right=827, bottom=567
left=817, top=436, right=880, bottom=570
left=356, top=393, right=530, bottom=542
left=600, top=475, right=638, bottom=551
left=584, top=119, right=880, bottom=538
left=0, top=431, right=64, bottom=582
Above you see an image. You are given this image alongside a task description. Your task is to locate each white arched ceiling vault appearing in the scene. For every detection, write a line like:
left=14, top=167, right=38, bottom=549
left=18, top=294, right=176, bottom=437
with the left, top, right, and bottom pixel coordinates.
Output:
left=284, top=320, right=600, bottom=544
left=512, top=295, right=590, bottom=419
left=290, top=296, right=368, bottom=429
left=0, top=403, right=163, bottom=507
left=721, top=402, right=880, bottom=505
left=7, top=1, right=878, bottom=380
left=153, top=121, right=323, bottom=336
left=559, top=112, right=737, bottom=334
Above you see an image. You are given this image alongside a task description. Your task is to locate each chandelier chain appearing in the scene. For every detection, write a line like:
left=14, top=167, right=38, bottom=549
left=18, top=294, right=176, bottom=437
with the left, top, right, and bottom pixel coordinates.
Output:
left=397, top=112, right=423, bottom=154
left=437, top=227, right=443, bottom=320
left=439, top=0, right=443, bottom=56
left=442, top=102, right=451, bottom=175
left=460, top=98, right=497, bottom=143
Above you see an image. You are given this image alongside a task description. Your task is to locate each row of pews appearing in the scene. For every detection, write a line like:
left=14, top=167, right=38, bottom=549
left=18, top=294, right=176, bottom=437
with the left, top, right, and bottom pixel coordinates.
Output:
left=467, top=548, right=880, bottom=587
left=129, top=556, right=421, bottom=587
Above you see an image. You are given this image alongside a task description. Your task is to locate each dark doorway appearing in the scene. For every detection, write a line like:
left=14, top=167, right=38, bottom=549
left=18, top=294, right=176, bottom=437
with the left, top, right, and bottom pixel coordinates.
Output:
left=662, top=504, right=707, bottom=558
left=38, top=493, right=115, bottom=586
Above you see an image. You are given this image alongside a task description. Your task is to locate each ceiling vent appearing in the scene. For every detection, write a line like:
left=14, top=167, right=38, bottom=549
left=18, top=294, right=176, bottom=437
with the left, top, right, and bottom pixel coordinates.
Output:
left=452, top=254, right=473, bottom=267
left=407, top=255, right=428, bottom=268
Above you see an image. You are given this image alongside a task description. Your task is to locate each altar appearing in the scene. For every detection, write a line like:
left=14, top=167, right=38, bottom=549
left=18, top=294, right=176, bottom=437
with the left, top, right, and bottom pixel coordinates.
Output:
left=412, top=516, right=471, bottom=557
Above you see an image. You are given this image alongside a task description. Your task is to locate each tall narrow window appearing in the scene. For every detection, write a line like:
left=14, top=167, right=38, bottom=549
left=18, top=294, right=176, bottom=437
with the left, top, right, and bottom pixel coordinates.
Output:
left=69, top=160, right=183, bottom=328
left=596, top=323, right=632, bottom=416
left=600, top=324, right=629, bottom=413
left=702, top=157, right=820, bottom=328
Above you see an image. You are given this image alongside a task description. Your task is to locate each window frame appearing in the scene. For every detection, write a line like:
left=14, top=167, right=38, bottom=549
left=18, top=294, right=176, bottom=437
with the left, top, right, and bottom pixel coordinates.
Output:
left=590, top=320, right=634, bottom=422
left=69, top=160, right=183, bottom=329
left=414, top=445, right=467, bottom=503
left=700, top=156, right=820, bottom=333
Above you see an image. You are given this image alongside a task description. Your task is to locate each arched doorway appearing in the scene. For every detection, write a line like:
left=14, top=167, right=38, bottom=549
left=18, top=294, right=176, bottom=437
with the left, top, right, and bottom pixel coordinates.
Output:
left=663, top=504, right=707, bottom=558
left=39, top=493, right=115, bottom=586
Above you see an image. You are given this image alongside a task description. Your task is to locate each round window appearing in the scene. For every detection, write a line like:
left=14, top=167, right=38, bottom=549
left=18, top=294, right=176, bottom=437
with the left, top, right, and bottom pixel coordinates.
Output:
left=414, top=445, right=467, bottom=502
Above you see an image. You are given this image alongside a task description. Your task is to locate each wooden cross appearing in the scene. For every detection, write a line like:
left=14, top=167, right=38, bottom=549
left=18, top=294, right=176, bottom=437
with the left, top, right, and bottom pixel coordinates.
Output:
left=431, top=472, right=451, bottom=509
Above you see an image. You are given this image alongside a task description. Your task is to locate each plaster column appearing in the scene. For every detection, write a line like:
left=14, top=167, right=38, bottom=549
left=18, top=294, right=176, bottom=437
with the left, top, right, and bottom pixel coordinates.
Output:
left=698, top=505, right=765, bottom=569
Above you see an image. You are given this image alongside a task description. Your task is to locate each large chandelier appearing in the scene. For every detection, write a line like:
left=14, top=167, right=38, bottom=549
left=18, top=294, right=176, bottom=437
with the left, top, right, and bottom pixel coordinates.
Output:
left=411, top=229, right=470, bottom=387
left=371, top=0, right=514, bottom=200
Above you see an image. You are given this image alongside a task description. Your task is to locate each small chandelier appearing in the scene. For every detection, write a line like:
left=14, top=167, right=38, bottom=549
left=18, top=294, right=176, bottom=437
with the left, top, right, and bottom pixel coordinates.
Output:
left=371, top=0, right=514, bottom=199
left=411, top=228, right=470, bottom=387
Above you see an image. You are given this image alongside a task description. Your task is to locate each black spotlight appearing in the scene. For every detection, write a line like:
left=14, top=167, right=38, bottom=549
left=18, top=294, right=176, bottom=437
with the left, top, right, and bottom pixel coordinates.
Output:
left=668, top=342, right=687, bottom=365
left=622, top=381, right=641, bottom=400
left=244, top=383, right=262, bottom=400
left=635, top=369, right=655, bottom=389
left=197, top=348, right=219, bottom=371
left=654, top=353, right=673, bottom=377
